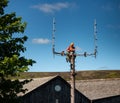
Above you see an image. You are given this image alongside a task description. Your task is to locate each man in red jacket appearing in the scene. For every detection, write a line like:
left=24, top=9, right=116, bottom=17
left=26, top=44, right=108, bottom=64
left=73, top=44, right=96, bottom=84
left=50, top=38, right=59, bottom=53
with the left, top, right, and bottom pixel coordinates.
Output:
left=66, top=42, right=75, bottom=62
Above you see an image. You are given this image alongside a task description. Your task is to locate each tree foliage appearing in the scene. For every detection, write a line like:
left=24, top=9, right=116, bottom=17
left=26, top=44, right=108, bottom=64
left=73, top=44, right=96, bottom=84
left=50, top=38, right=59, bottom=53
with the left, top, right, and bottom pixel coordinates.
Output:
left=0, top=0, right=36, bottom=102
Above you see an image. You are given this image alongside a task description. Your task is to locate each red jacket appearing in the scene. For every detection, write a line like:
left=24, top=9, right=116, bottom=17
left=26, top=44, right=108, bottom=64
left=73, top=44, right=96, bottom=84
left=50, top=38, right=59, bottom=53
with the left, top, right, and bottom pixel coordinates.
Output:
left=67, top=45, right=75, bottom=53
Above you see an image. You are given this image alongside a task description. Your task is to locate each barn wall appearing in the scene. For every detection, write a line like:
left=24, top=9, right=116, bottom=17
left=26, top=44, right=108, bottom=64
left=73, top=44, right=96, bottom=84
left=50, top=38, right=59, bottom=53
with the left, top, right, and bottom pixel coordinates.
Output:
left=21, top=77, right=71, bottom=103
left=92, top=95, right=120, bottom=103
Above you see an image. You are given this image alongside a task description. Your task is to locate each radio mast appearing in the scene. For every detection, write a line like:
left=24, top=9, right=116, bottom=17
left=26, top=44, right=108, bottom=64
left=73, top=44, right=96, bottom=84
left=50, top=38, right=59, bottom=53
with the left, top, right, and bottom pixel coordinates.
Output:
left=52, top=18, right=97, bottom=103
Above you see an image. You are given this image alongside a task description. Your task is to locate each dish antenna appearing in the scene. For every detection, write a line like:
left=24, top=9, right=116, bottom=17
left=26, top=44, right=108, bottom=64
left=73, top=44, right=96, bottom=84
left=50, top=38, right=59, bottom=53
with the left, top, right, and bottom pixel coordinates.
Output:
left=52, top=17, right=98, bottom=103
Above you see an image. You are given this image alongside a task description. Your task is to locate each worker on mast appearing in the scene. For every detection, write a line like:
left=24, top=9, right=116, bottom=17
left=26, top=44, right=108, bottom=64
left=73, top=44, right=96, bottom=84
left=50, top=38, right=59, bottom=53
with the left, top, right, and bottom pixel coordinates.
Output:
left=66, top=42, right=76, bottom=62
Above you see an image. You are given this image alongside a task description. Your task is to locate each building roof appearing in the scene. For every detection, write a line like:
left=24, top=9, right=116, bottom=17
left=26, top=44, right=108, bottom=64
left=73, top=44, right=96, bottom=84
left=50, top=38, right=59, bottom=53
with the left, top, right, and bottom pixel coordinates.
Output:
left=75, top=78, right=120, bottom=100
left=18, top=76, right=57, bottom=96
left=18, top=76, right=120, bottom=100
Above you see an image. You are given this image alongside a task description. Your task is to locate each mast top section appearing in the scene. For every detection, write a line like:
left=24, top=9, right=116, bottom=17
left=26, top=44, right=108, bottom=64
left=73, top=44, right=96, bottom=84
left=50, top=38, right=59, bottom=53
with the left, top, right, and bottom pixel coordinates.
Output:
left=52, top=17, right=98, bottom=58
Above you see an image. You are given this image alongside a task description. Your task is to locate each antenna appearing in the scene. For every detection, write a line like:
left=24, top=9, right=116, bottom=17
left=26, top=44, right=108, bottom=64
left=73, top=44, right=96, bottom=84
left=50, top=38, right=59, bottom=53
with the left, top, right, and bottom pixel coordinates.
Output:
left=52, top=17, right=56, bottom=57
left=94, top=19, right=97, bottom=58
left=52, top=17, right=65, bottom=56
left=51, top=18, right=98, bottom=103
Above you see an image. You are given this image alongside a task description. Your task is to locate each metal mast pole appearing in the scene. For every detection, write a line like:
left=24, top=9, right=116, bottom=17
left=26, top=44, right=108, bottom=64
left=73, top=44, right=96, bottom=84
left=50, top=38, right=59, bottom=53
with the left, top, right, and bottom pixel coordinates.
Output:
left=70, top=54, right=76, bottom=103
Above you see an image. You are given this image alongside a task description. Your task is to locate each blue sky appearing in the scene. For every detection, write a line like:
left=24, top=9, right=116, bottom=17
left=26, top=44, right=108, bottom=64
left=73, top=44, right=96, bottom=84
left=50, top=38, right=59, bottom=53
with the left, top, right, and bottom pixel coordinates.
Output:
left=5, top=0, right=120, bottom=72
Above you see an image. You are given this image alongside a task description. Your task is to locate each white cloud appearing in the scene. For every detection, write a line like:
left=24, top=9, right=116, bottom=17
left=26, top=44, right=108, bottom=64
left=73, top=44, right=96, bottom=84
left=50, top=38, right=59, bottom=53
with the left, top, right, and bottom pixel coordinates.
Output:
left=31, top=2, right=75, bottom=13
left=32, top=38, right=51, bottom=44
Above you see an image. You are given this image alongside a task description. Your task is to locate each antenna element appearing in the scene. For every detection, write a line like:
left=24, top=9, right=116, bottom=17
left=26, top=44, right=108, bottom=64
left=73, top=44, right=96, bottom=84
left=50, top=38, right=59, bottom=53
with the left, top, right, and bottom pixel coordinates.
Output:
left=94, top=19, right=97, bottom=58
left=52, top=17, right=56, bottom=56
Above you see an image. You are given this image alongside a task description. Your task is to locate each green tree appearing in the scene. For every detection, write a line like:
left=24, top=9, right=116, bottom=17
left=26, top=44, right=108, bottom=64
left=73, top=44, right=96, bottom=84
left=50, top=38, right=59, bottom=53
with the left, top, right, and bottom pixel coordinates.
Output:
left=0, top=0, right=36, bottom=102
